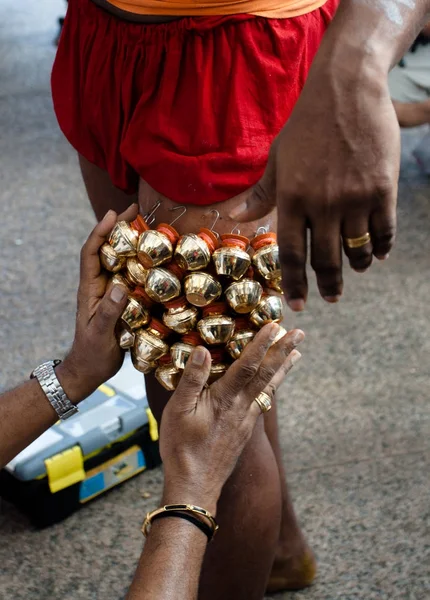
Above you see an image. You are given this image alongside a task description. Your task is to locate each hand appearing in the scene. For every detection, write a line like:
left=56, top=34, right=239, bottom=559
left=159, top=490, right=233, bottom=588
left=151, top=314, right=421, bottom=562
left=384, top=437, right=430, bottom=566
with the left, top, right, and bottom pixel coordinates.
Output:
left=160, top=324, right=304, bottom=512
left=58, top=205, right=138, bottom=402
left=230, top=56, right=399, bottom=311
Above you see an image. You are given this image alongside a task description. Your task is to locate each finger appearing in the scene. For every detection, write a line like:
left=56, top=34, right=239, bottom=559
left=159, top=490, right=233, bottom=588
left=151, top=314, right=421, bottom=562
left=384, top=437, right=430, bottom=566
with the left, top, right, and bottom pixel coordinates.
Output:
left=278, top=211, right=308, bottom=312
left=92, top=285, right=128, bottom=336
left=370, top=203, right=396, bottom=260
left=228, top=147, right=277, bottom=222
left=244, top=330, right=304, bottom=402
left=249, top=350, right=302, bottom=418
left=342, top=216, right=373, bottom=273
left=173, top=347, right=211, bottom=406
left=311, top=220, right=343, bottom=302
left=80, top=210, right=118, bottom=285
left=117, top=203, right=139, bottom=222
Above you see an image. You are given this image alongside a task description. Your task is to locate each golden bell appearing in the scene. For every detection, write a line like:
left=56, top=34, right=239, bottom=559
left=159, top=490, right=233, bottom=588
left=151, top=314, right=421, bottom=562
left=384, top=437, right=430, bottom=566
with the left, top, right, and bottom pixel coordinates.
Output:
left=197, top=302, right=235, bottom=345
left=100, top=243, right=126, bottom=273
left=137, top=224, right=179, bottom=269
left=118, top=329, right=135, bottom=350
left=212, top=233, right=251, bottom=281
left=250, top=295, right=284, bottom=328
left=155, top=354, right=181, bottom=391
left=207, top=348, right=228, bottom=384
left=109, top=221, right=139, bottom=257
left=266, top=277, right=283, bottom=294
left=251, top=232, right=281, bottom=281
left=162, top=296, right=199, bottom=334
left=170, top=332, right=203, bottom=370
left=225, top=278, right=263, bottom=314
left=145, top=262, right=183, bottom=303
left=126, top=257, right=149, bottom=286
left=226, top=318, right=256, bottom=359
left=110, top=273, right=133, bottom=292
left=184, top=272, right=222, bottom=307
left=133, top=318, right=171, bottom=363
left=131, top=353, right=157, bottom=374
left=174, top=228, right=218, bottom=271
left=121, top=296, right=150, bottom=330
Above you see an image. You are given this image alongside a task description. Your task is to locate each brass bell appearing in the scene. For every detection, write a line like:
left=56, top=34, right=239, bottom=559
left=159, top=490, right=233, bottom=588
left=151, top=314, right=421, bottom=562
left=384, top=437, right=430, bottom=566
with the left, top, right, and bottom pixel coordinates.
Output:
left=125, top=257, right=149, bottom=286
left=145, top=262, right=184, bottom=303
left=121, top=295, right=151, bottom=331
left=131, top=353, right=157, bottom=374
left=100, top=243, right=126, bottom=273
left=171, top=332, right=204, bottom=370
left=250, top=295, right=284, bottom=328
left=174, top=228, right=219, bottom=271
left=183, top=272, right=222, bottom=307
left=110, top=273, right=133, bottom=293
left=109, top=220, right=140, bottom=257
left=266, top=276, right=283, bottom=294
left=226, top=317, right=256, bottom=359
left=162, top=296, right=199, bottom=334
left=133, top=318, right=171, bottom=363
left=137, top=223, right=180, bottom=269
left=118, top=329, right=136, bottom=350
left=197, top=302, right=235, bottom=345
left=225, top=278, right=263, bottom=314
left=251, top=231, right=281, bottom=281
left=155, top=354, right=181, bottom=391
left=208, top=348, right=228, bottom=384
left=212, top=233, right=251, bottom=280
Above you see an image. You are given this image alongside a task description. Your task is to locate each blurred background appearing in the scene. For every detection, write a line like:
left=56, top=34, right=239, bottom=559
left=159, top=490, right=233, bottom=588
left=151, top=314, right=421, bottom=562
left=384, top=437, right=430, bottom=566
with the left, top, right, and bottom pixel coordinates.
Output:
left=0, top=1, right=429, bottom=599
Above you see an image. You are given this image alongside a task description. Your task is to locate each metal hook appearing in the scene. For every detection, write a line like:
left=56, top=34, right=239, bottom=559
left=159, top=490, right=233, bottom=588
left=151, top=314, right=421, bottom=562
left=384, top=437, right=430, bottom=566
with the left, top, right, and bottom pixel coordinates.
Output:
left=147, top=215, right=156, bottom=226
left=143, top=200, right=162, bottom=221
left=168, top=205, right=187, bottom=227
left=202, top=209, right=220, bottom=232
left=255, top=225, right=269, bottom=236
left=230, top=223, right=241, bottom=235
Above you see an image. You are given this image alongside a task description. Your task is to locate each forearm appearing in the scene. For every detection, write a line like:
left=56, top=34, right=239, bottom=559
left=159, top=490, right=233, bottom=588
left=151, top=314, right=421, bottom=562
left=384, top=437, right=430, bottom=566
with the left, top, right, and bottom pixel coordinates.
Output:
left=126, top=487, right=218, bottom=600
left=0, top=361, right=88, bottom=468
left=392, top=99, right=430, bottom=126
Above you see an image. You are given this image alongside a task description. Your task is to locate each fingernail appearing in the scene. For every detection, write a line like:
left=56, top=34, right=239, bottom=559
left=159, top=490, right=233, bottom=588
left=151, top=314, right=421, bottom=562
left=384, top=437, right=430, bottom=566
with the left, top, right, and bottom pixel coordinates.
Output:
left=229, top=202, right=247, bottom=220
left=102, top=209, right=115, bottom=223
left=191, top=346, right=206, bottom=366
left=269, top=323, right=281, bottom=341
left=376, top=254, right=389, bottom=261
left=291, top=330, right=305, bottom=346
left=110, top=285, right=126, bottom=303
left=354, top=268, right=367, bottom=274
left=290, top=350, right=302, bottom=366
left=287, top=299, right=305, bottom=312
left=323, top=295, right=341, bottom=304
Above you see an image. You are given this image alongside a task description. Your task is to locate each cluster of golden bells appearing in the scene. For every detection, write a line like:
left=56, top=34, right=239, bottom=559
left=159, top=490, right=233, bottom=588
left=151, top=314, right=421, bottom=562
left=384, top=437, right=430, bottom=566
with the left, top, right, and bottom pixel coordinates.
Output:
left=100, top=208, right=284, bottom=391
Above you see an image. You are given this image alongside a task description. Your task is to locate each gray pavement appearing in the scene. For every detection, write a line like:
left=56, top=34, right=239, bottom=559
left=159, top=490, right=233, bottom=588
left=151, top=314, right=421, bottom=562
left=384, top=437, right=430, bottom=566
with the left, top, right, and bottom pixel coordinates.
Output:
left=1, top=1, right=430, bottom=599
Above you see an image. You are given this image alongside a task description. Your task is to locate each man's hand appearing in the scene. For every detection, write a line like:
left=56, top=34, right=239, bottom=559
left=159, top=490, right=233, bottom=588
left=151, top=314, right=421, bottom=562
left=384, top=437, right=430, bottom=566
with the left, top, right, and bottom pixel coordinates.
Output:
left=231, top=62, right=399, bottom=311
left=59, top=205, right=138, bottom=402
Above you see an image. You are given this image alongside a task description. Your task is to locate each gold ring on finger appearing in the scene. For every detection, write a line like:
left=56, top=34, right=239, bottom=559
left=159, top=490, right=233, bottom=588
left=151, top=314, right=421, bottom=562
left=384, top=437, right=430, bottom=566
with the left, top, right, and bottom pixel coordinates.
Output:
left=254, top=391, right=272, bottom=414
left=344, top=232, right=371, bottom=249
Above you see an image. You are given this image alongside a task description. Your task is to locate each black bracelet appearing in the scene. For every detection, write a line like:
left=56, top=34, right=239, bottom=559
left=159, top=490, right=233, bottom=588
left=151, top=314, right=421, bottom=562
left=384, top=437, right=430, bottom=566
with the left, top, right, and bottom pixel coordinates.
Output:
left=151, top=510, right=214, bottom=541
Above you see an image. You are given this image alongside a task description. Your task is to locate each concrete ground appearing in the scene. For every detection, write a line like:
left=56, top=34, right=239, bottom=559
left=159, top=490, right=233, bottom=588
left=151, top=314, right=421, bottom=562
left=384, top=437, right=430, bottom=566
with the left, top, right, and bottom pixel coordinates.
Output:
left=1, top=1, right=429, bottom=599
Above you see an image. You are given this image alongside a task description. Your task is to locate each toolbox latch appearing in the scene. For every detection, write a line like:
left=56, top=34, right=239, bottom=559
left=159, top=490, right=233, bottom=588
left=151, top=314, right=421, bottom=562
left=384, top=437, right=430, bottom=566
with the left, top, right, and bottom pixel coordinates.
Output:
left=146, top=408, right=159, bottom=442
left=45, top=446, right=85, bottom=493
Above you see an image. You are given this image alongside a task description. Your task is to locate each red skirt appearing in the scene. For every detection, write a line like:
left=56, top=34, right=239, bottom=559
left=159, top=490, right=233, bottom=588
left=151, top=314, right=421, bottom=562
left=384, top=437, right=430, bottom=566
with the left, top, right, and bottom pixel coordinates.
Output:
left=52, top=0, right=338, bottom=205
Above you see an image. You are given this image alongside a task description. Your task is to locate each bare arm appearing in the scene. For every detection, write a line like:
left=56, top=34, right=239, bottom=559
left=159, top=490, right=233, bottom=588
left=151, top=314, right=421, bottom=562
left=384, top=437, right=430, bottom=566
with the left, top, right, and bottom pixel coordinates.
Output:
left=392, top=99, right=430, bottom=127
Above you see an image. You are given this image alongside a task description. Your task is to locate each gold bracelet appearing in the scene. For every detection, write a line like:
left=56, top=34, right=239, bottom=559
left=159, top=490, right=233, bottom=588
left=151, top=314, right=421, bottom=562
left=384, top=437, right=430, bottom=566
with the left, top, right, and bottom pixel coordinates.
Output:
left=141, top=504, right=219, bottom=539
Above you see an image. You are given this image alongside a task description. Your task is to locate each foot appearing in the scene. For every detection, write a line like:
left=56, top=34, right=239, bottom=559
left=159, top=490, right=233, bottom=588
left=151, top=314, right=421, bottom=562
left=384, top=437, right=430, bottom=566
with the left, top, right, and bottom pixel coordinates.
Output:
left=266, top=543, right=317, bottom=593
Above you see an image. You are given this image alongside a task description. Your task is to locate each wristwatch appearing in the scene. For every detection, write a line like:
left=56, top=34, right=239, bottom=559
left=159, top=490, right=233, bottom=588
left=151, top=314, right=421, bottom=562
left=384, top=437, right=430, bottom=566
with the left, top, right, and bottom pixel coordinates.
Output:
left=30, top=360, right=79, bottom=421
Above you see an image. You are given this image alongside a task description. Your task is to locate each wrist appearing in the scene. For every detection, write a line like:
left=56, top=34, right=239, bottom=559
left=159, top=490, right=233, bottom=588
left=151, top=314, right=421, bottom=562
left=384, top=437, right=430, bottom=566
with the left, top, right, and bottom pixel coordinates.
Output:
left=56, top=356, right=95, bottom=405
left=162, top=480, right=220, bottom=516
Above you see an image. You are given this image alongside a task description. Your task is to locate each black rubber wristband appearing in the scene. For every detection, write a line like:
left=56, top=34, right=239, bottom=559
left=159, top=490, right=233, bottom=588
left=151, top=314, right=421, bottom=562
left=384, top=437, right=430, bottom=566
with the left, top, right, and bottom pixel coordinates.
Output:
left=151, top=510, right=214, bottom=541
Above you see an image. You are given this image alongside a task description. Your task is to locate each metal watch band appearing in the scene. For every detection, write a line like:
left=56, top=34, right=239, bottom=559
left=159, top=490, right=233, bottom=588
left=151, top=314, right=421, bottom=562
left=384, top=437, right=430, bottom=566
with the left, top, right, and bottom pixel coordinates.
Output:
left=31, top=360, right=79, bottom=421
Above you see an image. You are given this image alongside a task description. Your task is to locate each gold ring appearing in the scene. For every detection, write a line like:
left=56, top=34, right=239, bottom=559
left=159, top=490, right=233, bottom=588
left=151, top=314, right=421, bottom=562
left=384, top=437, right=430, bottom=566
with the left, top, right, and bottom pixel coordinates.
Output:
left=254, top=391, right=272, bottom=413
left=344, top=233, right=371, bottom=249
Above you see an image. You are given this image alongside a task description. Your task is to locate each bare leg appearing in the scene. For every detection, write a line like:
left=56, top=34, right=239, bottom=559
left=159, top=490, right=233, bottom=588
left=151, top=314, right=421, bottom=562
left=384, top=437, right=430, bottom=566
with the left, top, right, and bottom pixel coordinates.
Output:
left=145, top=375, right=282, bottom=600
left=264, top=401, right=317, bottom=592
left=78, top=154, right=136, bottom=220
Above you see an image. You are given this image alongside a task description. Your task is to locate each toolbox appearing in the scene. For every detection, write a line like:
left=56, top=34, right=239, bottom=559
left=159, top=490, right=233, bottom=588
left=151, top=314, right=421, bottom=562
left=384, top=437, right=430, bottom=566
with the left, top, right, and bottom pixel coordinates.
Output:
left=0, top=357, right=161, bottom=527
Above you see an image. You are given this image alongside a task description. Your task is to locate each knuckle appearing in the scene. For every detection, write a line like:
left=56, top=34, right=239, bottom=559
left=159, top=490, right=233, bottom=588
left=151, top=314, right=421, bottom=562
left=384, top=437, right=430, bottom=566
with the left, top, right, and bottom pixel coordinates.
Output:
left=238, top=361, right=259, bottom=381
left=256, top=364, right=277, bottom=384
left=279, top=245, right=304, bottom=271
left=182, top=370, right=203, bottom=388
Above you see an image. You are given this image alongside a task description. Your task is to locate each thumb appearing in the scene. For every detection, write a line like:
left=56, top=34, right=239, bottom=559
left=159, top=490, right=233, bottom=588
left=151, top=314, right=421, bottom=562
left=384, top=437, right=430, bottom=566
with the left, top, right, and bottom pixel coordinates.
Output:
left=228, top=144, right=277, bottom=223
left=93, top=285, right=128, bottom=335
left=174, top=346, right=211, bottom=404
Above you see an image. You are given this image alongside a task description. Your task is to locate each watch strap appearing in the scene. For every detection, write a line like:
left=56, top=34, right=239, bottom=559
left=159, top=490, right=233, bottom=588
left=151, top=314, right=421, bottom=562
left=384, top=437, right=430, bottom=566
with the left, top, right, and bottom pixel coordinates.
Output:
left=31, top=361, right=79, bottom=421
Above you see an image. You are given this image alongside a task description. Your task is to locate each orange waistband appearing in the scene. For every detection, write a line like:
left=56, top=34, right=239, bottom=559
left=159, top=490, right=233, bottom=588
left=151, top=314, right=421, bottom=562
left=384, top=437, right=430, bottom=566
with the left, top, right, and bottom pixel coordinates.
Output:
left=104, top=0, right=328, bottom=18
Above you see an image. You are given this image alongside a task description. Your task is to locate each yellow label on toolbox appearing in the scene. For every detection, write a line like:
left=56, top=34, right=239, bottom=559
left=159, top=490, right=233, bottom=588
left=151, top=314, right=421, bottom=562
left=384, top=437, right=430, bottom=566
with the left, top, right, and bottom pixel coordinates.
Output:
left=45, top=446, right=85, bottom=493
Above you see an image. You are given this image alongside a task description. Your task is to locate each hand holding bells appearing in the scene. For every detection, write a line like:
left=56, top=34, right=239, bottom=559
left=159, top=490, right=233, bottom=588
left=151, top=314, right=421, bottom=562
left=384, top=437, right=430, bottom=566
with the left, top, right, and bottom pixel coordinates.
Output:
left=100, top=209, right=286, bottom=390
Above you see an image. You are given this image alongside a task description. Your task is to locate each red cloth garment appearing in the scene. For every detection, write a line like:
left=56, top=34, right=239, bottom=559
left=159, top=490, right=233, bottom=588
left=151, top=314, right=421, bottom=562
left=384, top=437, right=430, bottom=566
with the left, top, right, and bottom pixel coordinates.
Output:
left=52, top=0, right=339, bottom=205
